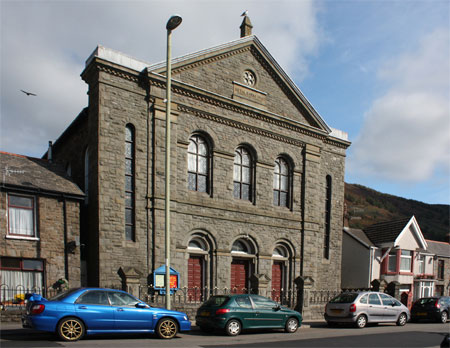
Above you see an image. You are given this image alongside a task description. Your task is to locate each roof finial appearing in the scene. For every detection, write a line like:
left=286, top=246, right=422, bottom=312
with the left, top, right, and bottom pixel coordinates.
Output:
left=240, top=11, right=253, bottom=38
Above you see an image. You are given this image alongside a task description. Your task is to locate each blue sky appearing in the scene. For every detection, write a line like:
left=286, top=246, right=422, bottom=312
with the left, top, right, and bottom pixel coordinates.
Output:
left=1, top=0, right=449, bottom=204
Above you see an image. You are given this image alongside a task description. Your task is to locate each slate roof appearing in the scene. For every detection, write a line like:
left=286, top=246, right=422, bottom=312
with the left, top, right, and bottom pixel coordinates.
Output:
left=363, top=217, right=412, bottom=245
left=343, top=227, right=375, bottom=248
left=0, top=152, right=84, bottom=198
left=426, top=240, right=450, bottom=258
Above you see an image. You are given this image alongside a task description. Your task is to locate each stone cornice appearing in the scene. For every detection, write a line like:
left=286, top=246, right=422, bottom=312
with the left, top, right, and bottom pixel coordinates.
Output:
left=178, top=104, right=305, bottom=148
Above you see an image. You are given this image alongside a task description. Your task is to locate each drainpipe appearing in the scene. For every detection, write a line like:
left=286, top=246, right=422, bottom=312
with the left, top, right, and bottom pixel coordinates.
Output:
left=63, top=196, right=69, bottom=281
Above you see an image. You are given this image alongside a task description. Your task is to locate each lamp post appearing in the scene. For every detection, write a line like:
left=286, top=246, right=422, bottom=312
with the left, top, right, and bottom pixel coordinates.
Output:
left=165, top=14, right=182, bottom=310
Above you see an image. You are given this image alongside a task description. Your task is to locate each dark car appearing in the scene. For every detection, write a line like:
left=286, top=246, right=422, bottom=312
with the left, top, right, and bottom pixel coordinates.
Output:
left=195, top=294, right=302, bottom=336
left=411, top=296, right=450, bottom=323
left=22, top=288, right=191, bottom=341
left=325, top=291, right=410, bottom=328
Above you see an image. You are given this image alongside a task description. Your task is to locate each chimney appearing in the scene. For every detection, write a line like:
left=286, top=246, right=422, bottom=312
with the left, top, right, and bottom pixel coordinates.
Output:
left=48, top=141, right=53, bottom=162
left=240, top=15, right=253, bottom=38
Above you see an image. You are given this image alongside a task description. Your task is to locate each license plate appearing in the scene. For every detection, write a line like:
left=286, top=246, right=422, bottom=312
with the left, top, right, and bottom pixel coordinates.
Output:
left=417, top=312, right=427, bottom=316
left=331, top=309, right=343, bottom=314
left=201, top=311, right=210, bottom=316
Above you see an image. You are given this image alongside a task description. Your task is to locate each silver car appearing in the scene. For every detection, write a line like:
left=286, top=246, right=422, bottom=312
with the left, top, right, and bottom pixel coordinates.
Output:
left=324, top=291, right=410, bottom=328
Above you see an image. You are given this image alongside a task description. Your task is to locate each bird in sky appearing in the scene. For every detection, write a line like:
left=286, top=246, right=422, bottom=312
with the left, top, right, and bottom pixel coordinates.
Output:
left=20, top=90, right=37, bottom=96
left=241, top=10, right=248, bottom=17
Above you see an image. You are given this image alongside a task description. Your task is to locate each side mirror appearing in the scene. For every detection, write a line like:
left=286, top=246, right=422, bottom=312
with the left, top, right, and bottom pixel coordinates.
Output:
left=273, top=304, right=281, bottom=311
left=136, top=302, right=149, bottom=309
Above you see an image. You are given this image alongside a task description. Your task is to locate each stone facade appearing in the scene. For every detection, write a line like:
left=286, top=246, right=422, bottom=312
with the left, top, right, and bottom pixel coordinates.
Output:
left=0, top=152, right=83, bottom=296
left=50, top=31, right=350, bottom=316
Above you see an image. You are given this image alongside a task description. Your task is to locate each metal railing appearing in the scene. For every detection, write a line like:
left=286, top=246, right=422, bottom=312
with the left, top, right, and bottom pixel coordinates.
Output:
left=0, top=285, right=61, bottom=309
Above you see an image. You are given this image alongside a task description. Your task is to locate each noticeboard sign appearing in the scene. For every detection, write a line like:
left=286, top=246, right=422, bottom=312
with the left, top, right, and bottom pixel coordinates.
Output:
left=153, top=266, right=179, bottom=294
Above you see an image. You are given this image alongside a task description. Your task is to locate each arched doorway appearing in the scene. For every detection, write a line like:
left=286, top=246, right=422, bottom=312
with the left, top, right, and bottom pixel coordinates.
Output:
left=231, top=238, right=256, bottom=294
left=271, top=243, right=291, bottom=303
left=187, top=236, right=211, bottom=301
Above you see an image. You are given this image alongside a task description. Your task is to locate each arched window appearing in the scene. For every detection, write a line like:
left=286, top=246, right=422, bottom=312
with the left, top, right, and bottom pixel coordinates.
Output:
left=273, top=157, right=290, bottom=207
left=84, top=147, right=89, bottom=205
left=324, top=175, right=332, bottom=259
left=188, top=135, right=209, bottom=193
left=125, top=125, right=135, bottom=241
left=233, top=147, right=252, bottom=201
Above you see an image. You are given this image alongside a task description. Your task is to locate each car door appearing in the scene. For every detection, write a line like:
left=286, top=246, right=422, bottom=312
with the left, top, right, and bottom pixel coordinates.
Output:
left=74, top=290, right=115, bottom=331
left=233, top=295, right=257, bottom=329
left=107, top=291, right=152, bottom=330
left=367, top=293, right=385, bottom=322
left=379, top=293, right=398, bottom=322
left=250, top=295, right=284, bottom=328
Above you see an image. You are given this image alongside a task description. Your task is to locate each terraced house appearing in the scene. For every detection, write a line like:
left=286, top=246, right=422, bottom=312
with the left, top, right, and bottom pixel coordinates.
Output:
left=48, top=17, right=350, bottom=317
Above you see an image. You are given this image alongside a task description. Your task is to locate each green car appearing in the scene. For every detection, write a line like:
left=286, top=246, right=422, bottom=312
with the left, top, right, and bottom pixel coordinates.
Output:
left=195, top=294, right=302, bottom=336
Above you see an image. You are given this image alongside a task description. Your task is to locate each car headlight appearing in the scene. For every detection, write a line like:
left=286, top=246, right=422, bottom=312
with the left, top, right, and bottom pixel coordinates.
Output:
left=183, top=316, right=188, bottom=321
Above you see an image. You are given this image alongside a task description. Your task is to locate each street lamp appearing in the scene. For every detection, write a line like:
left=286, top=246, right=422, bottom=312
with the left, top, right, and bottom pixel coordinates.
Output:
left=165, top=14, right=182, bottom=310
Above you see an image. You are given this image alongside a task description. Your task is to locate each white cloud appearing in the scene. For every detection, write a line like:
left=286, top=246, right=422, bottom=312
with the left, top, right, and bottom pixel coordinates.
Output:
left=0, top=0, right=321, bottom=157
left=350, top=28, right=450, bottom=182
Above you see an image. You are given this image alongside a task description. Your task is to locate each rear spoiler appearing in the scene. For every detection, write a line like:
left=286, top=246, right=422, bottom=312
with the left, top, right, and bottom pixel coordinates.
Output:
left=25, top=293, right=47, bottom=302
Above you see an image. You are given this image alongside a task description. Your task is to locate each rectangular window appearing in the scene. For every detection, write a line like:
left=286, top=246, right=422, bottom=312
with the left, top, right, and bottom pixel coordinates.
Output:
left=388, top=251, right=397, bottom=272
left=438, top=260, right=445, bottom=279
left=8, top=195, right=36, bottom=237
left=418, top=255, right=425, bottom=274
left=400, top=250, right=412, bottom=272
left=0, top=257, right=44, bottom=301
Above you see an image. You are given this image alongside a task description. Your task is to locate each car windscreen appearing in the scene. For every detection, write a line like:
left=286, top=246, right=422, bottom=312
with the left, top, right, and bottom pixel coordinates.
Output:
left=48, top=288, right=81, bottom=301
left=329, top=293, right=358, bottom=304
left=202, top=296, right=230, bottom=307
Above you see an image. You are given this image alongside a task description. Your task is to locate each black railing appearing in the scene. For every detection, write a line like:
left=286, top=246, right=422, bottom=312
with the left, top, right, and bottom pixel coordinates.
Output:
left=0, top=285, right=61, bottom=309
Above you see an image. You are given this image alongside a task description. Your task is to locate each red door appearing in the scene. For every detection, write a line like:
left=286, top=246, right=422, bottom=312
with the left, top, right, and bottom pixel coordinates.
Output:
left=188, top=255, right=203, bottom=301
left=272, top=261, right=283, bottom=301
left=231, top=259, right=249, bottom=294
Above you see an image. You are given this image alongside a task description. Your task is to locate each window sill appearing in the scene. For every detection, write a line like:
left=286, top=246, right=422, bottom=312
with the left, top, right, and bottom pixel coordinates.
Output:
left=6, top=235, right=39, bottom=241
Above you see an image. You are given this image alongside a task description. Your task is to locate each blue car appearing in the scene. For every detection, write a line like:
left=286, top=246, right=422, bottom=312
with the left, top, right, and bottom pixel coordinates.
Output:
left=22, top=288, right=191, bottom=341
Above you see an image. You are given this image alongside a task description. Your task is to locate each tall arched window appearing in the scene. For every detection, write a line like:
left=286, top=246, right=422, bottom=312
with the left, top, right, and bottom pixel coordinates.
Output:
left=324, top=175, right=332, bottom=259
left=273, top=157, right=290, bottom=207
left=187, top=135, right=209, bottom=193
left=233, top=147, right=252, bottom=201
left=84, top=147, right=89, bottom=205
left=125, top=125, right=135, bottom=241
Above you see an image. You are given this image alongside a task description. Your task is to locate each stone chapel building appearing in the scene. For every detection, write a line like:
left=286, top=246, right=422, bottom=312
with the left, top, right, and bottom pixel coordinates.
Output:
left=48, top=17, right=350, bottom=303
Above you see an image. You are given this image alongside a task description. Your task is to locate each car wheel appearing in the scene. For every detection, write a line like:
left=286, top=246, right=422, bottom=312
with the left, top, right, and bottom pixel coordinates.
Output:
left=439, top=311, right=448, bottom=323
left=57, top=317, right=85, bottom=341
left=396, top=313, right=407, bottom=326
left=355, top=314, right=367, bottom=328
left=285, top=317, right=299, bottom=333
left=156, top=318, right=178, bottom=339
left=225, top=319, right=241, bottom=336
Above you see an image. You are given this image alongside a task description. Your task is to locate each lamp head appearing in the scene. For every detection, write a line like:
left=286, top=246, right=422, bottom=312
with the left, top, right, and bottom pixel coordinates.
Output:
left=166, top=15, right=182, bottom=31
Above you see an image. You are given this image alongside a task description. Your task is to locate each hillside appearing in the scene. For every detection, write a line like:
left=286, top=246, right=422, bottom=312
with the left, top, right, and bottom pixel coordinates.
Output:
left=344, top=183, right=449, bottom=242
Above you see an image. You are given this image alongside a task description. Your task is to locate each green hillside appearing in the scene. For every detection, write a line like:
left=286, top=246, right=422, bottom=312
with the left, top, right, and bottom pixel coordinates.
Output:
left=345, top=183, right=449, bottom=242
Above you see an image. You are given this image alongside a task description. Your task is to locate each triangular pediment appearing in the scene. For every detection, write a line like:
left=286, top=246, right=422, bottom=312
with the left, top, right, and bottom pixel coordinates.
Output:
left=148, top=36, right=330, bottom=133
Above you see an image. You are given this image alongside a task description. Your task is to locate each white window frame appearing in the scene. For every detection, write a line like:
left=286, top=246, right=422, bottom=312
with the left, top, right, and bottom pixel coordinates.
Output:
left=6, top=194, right=38, bottom=240
left=400, top=250, right=412, bottom=272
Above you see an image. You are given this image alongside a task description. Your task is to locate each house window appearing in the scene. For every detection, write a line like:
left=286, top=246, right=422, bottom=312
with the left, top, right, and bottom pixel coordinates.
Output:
left=419, top=281, right=433, bottom=298
left=125, top=125, right=135, bottom=241
left=233, top=147, right=252, bottom=201
left=400, top=250, right=412, bottom=272
left=324, top=175, right=332, bottom=259
left=273, top=157, right=290, bottom=207
left=418, top=255, right=425, bottom=274
left=8, top=195, right=36, bottom=238
left=438, top=260, right=445, bottom=279
left=0, top=257, right=44, bottom=301
left=188, top=135, right=209, bottom=193
left=388, top=251, right=397, bottom=272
